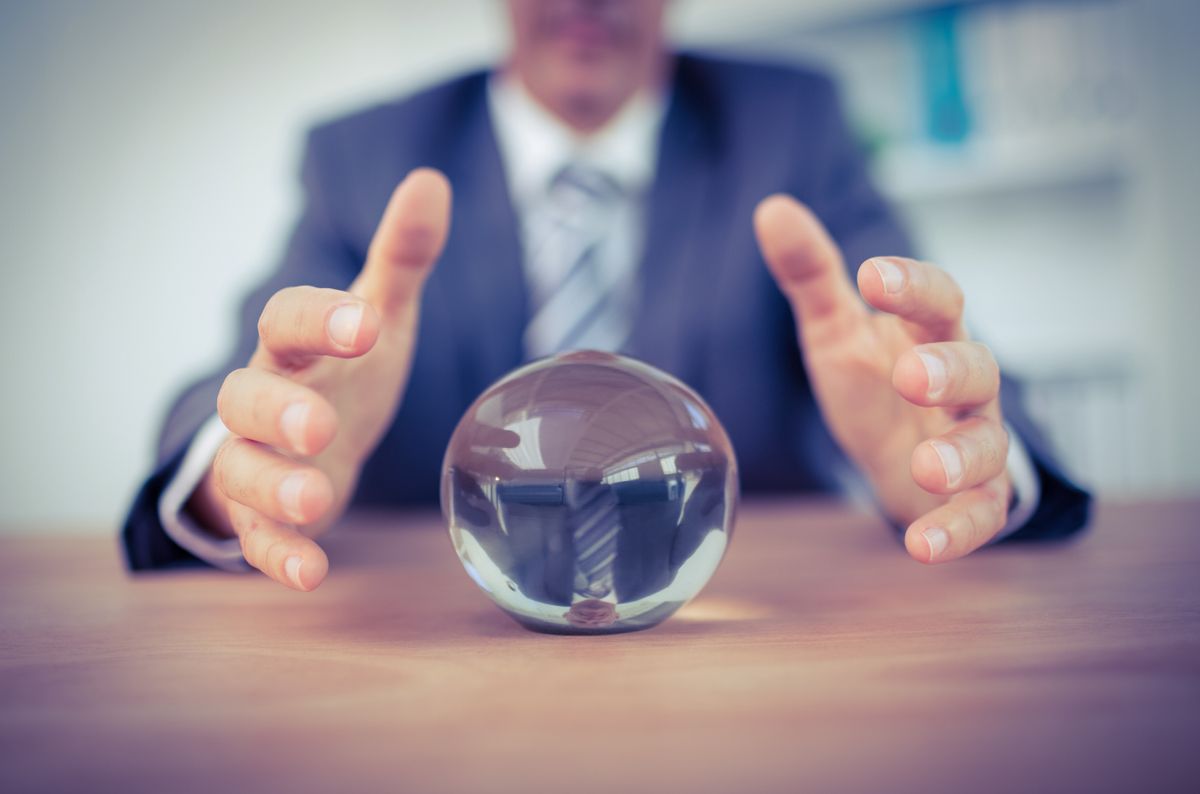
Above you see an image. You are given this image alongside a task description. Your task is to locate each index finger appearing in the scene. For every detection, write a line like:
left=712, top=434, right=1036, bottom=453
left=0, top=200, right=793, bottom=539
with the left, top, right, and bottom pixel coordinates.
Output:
left=857, top=256, right=967, bottom=342
left=253, top=286, right=380, bottom=371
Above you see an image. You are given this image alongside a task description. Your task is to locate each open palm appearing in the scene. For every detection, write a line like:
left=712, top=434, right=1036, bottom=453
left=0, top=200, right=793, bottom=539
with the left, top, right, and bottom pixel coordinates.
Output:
left=755, top=196, right=1011, bottom=564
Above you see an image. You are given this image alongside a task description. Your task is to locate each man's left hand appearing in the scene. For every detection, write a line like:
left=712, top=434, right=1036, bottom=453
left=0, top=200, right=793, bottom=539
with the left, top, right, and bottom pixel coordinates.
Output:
left=754, top=195, right=1012, bottom=564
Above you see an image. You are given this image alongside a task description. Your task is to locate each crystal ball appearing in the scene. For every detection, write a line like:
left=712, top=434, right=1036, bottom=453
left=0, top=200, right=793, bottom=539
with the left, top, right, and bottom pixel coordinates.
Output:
left=441, top=351, right=739, bottom=634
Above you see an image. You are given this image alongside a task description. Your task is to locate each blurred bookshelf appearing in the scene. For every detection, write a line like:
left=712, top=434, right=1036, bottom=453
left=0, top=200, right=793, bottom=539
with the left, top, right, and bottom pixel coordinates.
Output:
left=672, top=0, right=994, bottom=40
left=688, top=0, right=1179, bottom=496
left=873, top=126, right=1131, bottom=201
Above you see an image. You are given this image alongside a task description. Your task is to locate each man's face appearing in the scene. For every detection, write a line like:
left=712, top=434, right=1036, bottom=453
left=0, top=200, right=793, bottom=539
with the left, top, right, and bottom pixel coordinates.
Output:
left=506, top=0, right=669, bottom=129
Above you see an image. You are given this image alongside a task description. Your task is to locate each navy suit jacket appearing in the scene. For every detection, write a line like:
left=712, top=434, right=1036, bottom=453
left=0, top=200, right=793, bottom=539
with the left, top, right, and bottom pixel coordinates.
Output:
left=123, top=54, right=1090, bottom=569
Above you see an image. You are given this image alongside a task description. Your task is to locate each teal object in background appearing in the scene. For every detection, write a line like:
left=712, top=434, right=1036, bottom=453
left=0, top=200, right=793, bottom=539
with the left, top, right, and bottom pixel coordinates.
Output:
left=917, top=5, right=971, bottom=144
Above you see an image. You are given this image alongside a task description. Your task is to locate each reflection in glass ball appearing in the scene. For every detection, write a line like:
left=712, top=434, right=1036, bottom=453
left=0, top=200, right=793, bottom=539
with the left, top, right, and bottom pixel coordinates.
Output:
left=441, top=351, right=738, bottom=634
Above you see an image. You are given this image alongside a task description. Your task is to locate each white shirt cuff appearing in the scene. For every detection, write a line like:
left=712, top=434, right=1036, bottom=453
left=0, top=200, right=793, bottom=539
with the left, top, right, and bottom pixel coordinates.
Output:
left=157, top=414, right=250, bottom=571
left=991, top=423, right=1041, bottom=543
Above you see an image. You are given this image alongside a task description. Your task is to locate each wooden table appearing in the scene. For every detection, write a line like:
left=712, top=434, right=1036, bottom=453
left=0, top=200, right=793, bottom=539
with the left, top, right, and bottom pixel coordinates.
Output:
left=2, top=499, right=1198, bottom=793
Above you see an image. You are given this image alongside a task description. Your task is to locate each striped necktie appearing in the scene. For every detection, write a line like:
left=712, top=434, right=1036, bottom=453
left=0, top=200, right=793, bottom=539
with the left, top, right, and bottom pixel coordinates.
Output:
left=569, top=479, right=622, bottom=601
left=523, top=164, right=631, bottom=359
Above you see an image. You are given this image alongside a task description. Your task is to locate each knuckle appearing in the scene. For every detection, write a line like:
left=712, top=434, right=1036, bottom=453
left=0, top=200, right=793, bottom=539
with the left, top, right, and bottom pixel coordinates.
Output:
left=976, top=341, right=998, bottom=367
left=966, top=498, right=999, bottom=545
left=249, top=379, right=276, bottom=428
left=985, top=495, right=1005, bottom=535
left=292, top=299, right=310, bottom=340
left=296, top=289, right=328, bottom=344
left=963, top=421, right=1005, bottom=477
left=239, top=520, right=259, bottom=559
left=258, top=294, right=283, bottom=344
left=950, top=286, right=965, bottom=319
left=263, top=536, right=289, bottom=578
left=955, top=498, right=984, bottom=546
left=216, top=376, right=233, bottom=421
left=993, top=485, right=1010, bottom=516
left=939, top=346, right=965, bottom=387
left=214, top=439, right=255, bottom=502
left=259, top=287, right=312, bottom=347
left=961, top=500, right=983, bottom=542
left=240, top=518, right=272, bottom=570
left=981, top=438, right=1002, bottom=474
left=216, top=368, right=248, bottom=421
left=981, top=422, right=1005, bottom=466
left=212, top=439, right=234, bottom=492
left=976, top=343, right=1001, bottom=390
left=950, top=343, right=995, bottom=398
left=942, top=270, right=965, bottom=317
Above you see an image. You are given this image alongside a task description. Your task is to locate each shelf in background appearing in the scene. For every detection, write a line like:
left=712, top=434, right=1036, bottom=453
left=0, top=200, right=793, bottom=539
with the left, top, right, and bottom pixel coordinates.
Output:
left=872, top=125, right=1133, bottom=202
left=671, top=0, right=988, bottom=43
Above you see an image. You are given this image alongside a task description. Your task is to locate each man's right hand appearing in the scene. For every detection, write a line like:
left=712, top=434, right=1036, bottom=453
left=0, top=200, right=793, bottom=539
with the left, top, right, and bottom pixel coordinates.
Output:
left=187, top=169, right=452, bottom=592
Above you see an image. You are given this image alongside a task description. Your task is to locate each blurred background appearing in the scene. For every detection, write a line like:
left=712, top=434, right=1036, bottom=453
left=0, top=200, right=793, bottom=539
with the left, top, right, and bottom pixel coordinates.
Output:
left=1, top=0, right=1196, bottom=531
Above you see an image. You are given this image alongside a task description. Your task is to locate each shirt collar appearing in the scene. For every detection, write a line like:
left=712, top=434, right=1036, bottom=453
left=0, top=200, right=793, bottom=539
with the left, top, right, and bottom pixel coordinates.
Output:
left=487, top=69, right=667, bottom=208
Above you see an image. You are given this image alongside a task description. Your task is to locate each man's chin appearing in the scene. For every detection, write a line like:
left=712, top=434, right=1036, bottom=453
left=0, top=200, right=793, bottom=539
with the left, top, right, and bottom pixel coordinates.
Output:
left=554, top=64, right=629, bottom=104
left=521, top=52, right=645, bottom=129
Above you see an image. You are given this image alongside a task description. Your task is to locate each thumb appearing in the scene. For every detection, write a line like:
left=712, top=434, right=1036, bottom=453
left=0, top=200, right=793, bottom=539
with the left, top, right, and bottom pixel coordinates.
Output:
left=753, top=194, right=863, bottom=336
left=353, top=168, right=452, bottom=319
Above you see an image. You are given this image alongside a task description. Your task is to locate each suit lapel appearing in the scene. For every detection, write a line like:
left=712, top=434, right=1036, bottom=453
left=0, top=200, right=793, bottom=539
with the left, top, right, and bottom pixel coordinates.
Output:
left=432, top=73, right=530, bottom=400
left=627, top=57, right=722, bottom=385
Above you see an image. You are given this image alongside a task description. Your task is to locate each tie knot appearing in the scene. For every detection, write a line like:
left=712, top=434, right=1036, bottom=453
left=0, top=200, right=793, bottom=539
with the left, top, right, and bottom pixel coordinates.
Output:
left=550, top=163, right=622, bottom=208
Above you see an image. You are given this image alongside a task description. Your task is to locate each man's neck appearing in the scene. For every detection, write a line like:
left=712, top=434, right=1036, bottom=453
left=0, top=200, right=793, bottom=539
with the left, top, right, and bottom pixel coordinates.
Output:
left=506, top=56, right=671, bottom=135
left=537, top=91, right=634, bottom=134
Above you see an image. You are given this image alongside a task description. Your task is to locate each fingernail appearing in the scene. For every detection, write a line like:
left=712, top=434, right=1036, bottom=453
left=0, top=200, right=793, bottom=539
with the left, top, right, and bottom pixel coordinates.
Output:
left=285, top=555, right=305, bottom=589
left=923, top=527, right=950, bottom=560
left=917, top=351, right=947, bottom=399
left=930, top=439, right=964, bottom=488
left=280, top=402, right=310, bottom=454
left=872, top=258, right=906, bottom=294
left=327, top=303, right=363, bottom=349
left=278, top=473, right=308, bottom=523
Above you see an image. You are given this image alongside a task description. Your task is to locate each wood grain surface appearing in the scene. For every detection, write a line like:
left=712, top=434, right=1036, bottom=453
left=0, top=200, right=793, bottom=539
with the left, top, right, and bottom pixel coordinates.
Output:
left=2, top=498, right=1198, bottom=793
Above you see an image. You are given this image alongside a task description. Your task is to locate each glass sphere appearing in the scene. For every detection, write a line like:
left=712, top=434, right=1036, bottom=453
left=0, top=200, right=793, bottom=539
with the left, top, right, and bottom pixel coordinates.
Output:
left=441, top=351, right=739, bottom=634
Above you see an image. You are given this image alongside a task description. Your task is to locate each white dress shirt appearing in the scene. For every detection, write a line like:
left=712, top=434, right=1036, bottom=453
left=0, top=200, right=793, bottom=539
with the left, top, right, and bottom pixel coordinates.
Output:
left=160, top=72, right=1037, bottom=567
left=489, top=69, right=666, bottom=360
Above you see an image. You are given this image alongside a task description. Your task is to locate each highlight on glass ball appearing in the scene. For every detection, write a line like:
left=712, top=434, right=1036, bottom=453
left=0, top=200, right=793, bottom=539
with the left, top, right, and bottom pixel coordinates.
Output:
left=440, top=351, right=739, bottom=635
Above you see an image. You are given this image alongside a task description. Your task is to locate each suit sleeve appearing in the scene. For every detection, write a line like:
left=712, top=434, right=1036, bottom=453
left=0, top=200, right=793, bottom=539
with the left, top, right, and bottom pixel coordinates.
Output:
left=122, top=127, right=360, bottom=570
left=799, top=75, right=1091, bottom=542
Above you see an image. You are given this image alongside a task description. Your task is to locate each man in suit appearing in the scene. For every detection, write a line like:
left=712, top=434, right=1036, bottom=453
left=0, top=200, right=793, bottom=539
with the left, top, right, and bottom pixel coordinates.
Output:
left=123, top=0, right=1090, bottom=592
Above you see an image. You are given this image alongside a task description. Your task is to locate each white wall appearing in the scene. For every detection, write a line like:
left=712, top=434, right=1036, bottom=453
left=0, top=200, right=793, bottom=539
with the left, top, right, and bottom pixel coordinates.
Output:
left=1126, top=0, right=1200, bottom=494
left=1, top=0, right=509, bottom=529
left=1, top=0, right=1195, bottom=531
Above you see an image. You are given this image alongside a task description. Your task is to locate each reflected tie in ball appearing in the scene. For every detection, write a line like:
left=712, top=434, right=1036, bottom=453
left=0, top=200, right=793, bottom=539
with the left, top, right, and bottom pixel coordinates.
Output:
left=441, top=351, right=739, bottom=634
